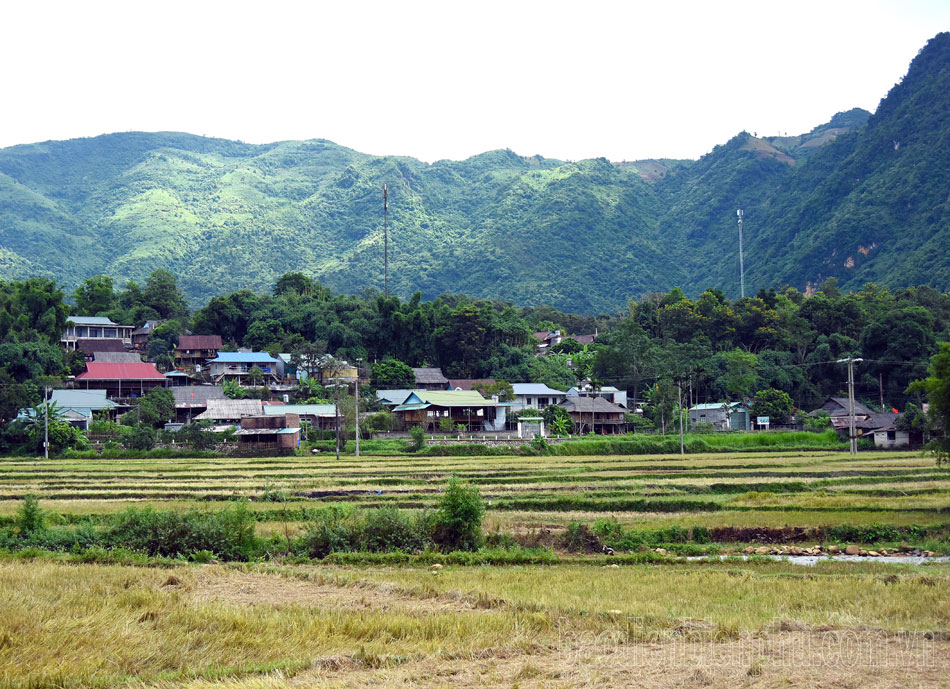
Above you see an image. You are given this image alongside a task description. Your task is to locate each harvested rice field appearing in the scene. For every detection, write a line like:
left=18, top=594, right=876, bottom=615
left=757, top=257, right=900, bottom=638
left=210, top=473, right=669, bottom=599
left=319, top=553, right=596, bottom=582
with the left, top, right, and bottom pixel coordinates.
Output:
left=2, top=449, right=949, bottom=687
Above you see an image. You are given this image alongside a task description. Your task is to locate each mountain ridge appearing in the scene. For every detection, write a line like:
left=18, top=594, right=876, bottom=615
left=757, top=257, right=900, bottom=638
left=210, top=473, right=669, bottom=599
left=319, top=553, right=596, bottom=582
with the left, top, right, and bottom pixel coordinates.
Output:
left=1, top=33, right=948, bottom=313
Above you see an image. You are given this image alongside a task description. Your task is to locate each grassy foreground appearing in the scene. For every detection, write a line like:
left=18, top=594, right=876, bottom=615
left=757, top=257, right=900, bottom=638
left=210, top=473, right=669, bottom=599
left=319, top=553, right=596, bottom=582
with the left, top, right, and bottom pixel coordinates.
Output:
left=2, top=449, right=949, bottom=687
left=2, top=558, right=949, bottom=688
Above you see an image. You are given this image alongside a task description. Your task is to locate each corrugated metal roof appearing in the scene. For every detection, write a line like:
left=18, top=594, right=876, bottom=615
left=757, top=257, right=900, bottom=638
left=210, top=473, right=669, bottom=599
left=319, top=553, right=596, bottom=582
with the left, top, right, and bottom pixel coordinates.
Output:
left=193, top=399, right=264, bottom=420
left=413, top=367, right=448, bottom=384
left=690, top=403, right=730, bottom=410
left=77, top=339, right=127, bottom=354
left=404, top=390, right=493, bottom=407
left=210, top=352, right=279, bottom=363
left=264, top=404, right=336, bottom=416
left=76, top=362, right=166, bottom=380
left=376, top=389, right=420, bottom=405
left=177, top=335, right=222, bottom=350
left=50, top=389, right=116, bottom=410
left=94, top=352, right=143, bottom=363
left=560, top=397, right=627, bottom=413
left=172, top=386, right=226, bottom=405
left=68, top=316, right=119, bottom=326
left=392, top=403, right=431, bottom=412
left=512, top=383, right=567, bottom=396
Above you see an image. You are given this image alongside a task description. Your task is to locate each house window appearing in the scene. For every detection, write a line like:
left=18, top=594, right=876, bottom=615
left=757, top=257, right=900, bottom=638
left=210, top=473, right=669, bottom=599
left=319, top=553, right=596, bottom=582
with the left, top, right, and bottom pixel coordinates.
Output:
left=887, top=430, right=896, bottom=441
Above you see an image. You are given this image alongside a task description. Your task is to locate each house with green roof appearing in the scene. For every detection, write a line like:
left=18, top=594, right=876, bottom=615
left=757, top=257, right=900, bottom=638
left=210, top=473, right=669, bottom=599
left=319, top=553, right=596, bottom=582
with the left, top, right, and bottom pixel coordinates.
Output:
left=392, top=390, right=507, bottom=432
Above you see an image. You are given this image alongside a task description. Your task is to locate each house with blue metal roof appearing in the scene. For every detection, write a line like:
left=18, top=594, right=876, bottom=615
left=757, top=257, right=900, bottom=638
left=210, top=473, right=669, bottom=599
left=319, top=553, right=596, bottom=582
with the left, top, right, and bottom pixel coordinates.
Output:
left=208, top=352, right=283, bottom=384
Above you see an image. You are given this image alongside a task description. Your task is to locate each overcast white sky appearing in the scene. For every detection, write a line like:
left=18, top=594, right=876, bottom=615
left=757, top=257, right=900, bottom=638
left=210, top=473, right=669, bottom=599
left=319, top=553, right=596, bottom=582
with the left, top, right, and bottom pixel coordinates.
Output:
left=3, top=1, right=948, bottom=162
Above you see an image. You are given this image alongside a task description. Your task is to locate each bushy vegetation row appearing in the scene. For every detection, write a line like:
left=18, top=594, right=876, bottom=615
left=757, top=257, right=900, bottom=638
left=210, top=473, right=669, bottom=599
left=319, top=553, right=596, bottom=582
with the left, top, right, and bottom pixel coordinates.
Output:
left=2, top=479, right=488, bottom=562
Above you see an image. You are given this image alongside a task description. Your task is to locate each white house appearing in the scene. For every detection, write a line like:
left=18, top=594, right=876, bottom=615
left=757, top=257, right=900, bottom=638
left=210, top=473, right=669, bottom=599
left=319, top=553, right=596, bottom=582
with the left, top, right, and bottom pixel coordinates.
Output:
left=511, top=383, right=567, bottom=411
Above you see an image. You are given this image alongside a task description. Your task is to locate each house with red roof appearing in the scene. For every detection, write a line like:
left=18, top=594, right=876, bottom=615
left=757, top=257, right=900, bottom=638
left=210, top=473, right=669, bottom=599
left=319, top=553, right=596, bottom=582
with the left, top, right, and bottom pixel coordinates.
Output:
left=75, top=362, right=168, bottom=400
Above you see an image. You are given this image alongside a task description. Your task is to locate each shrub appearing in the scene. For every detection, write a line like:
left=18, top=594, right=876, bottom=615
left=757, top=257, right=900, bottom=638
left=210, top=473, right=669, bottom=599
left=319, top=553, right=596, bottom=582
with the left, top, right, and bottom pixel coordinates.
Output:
left=432, top=477, right=484, bottom=552
left=561, top=522, right=601, bottom=553
left=120, top=424, right=156, bottom=451
left=296, top=505, right=357, bottom=558
left=16, top=495, right=45, bottom=536
left=104, top=503, right=258, bottom=560
left=406, top=426, right=426, bottom=452
left=359, top=507, right=432, bottom=553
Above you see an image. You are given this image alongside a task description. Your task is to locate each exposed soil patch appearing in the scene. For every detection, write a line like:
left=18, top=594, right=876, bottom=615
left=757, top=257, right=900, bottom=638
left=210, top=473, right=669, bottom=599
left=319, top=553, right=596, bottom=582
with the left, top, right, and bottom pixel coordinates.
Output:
left=189, top=566, right=484, bottom=613
left=288, top=631, right=950, bottom=688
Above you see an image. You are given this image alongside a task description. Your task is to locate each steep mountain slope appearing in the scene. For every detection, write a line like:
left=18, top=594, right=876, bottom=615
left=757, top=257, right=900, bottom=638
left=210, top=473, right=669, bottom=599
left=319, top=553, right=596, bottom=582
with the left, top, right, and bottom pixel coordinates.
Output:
left=0, top=33, right=948, bottom=312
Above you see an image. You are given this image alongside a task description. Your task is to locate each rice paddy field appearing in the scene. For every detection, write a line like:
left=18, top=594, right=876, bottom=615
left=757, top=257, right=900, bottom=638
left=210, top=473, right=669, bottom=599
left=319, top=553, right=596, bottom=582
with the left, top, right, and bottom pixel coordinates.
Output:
left=2, top=448, right=949, bottom=688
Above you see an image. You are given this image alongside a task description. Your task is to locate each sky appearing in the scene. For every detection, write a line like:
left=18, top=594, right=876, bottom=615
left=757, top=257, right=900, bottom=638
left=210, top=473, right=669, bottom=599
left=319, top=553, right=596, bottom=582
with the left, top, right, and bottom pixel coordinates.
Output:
left=3, top=1, right=949, bottom=162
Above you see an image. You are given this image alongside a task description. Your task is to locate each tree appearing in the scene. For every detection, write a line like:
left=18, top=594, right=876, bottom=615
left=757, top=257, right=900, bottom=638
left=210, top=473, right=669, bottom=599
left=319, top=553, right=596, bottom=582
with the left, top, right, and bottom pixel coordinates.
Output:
left=125, top=388, right=174, bottom=427
left=542, top=404, right=574, bottom=436
left=274, top=272, right=317, bottom=297
left=473, top=380, right=514, bottom=402
left=247, top=366, right=265, bottom=386
left=143, top=270, right=188, bottom=320
left=751, top=388, right=794, bottom=424
left=291, top=341, right=328, bottom=381
left=371, top=359, right=415, bottom=388
left=895, top=402, right=927, bottom=434
left=71, top=275, right=116, bottom=315
left=906, top=342, right=950, bottom=464
left=222, top=379, right=247, bottom=399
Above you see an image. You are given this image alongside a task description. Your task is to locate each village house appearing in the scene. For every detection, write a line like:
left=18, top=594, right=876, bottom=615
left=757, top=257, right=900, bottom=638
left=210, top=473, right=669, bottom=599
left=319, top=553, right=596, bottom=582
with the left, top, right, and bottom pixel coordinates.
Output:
left=511, top=383, right=567, bottom=411
left=234, top=414, right=301, bottom=453
left=18, top=389, right=117, bottom=430
left=130, top=320, right=163, bottom=352
left=193, top=398, right=265, bottom=426
left=263, top=403, right=338, bottom=431
left=74, top=362, right=168, bottom=400
left=392, top=390, right=506, bottom=432
left=446, top=378, right=496, bottom=391
left=75, top=338, right=128, bottom=361
left=208, top=352, right=283, bottom=384
left=566, top=385, right=628, bottom=408
left=172, top=386, right=225, bottom=423
left=376, top=389, right=420, bottom=407
left=174, top=335, right=223, bottom=371
left=62, top=316, right=133, bottom=351
left=559, top=396, right=627, bottom=434
left=533, top=330, right=564, bottom=351
left=688, top=402, right=751, bottom=431
left=93, top=352, right=143, bottom=363
left=412, top=367, right=449, bottom=391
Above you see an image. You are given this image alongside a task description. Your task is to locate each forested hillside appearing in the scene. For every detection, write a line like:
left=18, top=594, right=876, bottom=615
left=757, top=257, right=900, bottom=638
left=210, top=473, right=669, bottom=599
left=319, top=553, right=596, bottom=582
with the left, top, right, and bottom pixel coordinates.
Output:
left=0, top=33, right=948, bottom=312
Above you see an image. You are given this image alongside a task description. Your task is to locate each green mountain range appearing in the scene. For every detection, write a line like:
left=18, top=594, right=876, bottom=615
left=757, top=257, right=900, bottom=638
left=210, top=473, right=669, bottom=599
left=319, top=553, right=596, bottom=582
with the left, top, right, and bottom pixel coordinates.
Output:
left=1, top=33, right=948, bottom=314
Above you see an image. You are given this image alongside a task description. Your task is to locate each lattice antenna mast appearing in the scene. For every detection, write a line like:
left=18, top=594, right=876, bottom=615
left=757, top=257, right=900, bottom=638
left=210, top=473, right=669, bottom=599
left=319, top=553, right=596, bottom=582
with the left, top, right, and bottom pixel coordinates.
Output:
left=737, top=209, right=745, bottom=299
left=383, top=184, right=389, bottom=298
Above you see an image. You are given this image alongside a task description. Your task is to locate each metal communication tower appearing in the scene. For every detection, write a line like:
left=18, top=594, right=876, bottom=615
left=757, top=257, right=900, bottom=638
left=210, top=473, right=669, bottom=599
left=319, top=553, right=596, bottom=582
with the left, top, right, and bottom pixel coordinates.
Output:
left=383, top=184, right=389, bottom=298
left=737, top=209, right=745, bottom=298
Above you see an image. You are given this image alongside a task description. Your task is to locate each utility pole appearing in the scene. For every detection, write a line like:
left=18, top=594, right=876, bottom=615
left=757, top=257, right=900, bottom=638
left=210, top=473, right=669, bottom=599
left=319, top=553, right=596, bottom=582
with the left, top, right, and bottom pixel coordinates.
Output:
left=44, top=386, right=50, bottom=460
left=677, top=380, right=685, bottom=455
left=383, top=184, right=389, bottom=298
left=354, top=358, right=361, bottom=458
left=879, top=373, right=885, bottom=412
left=837, top=357, right=863, bottom=455
left=332, top=378, right=341, bottom=461
left=736, top=209, right=746, bottom=299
